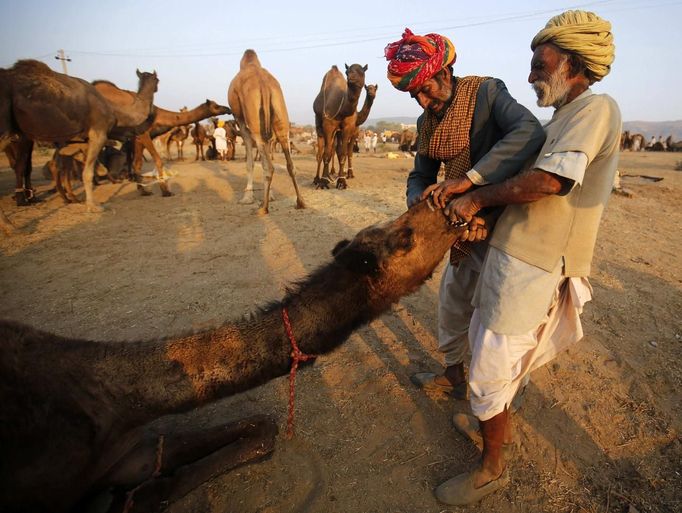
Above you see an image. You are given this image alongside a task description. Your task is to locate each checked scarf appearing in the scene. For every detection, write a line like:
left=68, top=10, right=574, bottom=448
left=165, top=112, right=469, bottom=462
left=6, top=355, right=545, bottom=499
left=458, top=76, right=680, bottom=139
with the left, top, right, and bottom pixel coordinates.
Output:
left=418, top=75, right=488, bottom=263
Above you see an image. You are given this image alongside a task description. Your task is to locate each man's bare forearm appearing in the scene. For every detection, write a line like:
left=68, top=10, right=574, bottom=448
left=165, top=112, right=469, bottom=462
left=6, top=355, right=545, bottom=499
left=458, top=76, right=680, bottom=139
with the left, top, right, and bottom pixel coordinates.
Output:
left=468, top=169, right=566, bottom=211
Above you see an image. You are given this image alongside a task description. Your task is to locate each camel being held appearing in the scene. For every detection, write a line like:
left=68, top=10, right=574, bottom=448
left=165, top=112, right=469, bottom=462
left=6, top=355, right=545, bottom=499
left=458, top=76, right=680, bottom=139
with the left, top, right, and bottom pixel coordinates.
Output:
left=0, top=199, right=465, bottom=513
left=0, top=60, right=115, bottom=211
left=228, top=49, right=305, bottom=214
left=313, top=63, right=367, bottom=190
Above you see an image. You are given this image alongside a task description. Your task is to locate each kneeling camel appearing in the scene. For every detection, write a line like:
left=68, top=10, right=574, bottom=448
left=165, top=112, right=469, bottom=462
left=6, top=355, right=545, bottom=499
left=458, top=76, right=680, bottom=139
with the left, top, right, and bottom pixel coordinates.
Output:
left=0, top=200, right=465, bottom=513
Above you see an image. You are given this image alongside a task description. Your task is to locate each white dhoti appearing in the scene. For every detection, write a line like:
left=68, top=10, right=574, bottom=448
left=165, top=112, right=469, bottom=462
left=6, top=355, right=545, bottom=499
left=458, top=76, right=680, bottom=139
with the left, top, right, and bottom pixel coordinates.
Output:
left=468, top=275, right=592, bottom=420
left=468, top=245, right=593, bottom=421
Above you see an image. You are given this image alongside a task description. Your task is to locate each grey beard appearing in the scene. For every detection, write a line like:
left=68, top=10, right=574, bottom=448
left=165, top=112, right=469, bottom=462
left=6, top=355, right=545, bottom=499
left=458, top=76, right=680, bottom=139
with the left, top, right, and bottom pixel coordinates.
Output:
left=533, top=64, right=571, bottom=109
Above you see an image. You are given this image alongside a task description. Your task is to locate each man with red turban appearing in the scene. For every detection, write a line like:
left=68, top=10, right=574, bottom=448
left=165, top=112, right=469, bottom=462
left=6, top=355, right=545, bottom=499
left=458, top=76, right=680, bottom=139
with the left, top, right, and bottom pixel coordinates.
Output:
left=385, top=26, right=544, bottom=467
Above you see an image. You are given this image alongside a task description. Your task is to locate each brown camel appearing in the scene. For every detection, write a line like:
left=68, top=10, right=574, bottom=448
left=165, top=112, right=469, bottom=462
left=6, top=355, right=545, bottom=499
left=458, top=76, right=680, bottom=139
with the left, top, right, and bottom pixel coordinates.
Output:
left=190, top=122, right=209, bottom=160
left=0, top=199, right=465, bottom=513
left=224, top=119, right=240, bottom=160
left=0, top=60, right=115, bottom=211
left=399, top=129, right=417, bottom=152
left=313, top=63, right=367, bottom=189
left=128, top=100, right=230, bottom=195
left=165, top=123, right=190, bottom=161
left=330, top=83, right=378, bottom=178
left=228, top=49, right=305, bottom=214
left=92, top=70, right=158, bottom=140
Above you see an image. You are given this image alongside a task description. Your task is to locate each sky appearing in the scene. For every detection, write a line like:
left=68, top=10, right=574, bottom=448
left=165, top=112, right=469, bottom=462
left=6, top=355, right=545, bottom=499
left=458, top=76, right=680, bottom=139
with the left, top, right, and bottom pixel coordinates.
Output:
left=1, top=0, right=680, bottom=126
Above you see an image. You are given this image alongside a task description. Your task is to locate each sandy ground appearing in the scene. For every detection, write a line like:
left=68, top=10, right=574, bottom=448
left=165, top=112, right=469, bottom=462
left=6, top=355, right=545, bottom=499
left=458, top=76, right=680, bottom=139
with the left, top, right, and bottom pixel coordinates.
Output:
left=1, top=144, right=680, bottom=513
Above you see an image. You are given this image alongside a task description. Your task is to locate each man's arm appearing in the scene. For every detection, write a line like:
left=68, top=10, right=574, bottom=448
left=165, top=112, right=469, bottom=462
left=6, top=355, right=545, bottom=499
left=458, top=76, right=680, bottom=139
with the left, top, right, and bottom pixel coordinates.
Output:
left=468, top=79, right=545, bottom=185
left=406, top=152, right=441, bottom=207
left=444, top=168, right=571, bottom=222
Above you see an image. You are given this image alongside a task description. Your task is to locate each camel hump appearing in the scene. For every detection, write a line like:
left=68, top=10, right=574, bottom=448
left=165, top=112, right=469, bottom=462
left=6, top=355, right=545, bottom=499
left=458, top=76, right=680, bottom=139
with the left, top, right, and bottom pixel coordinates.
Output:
left=11, top=59, right=52, bottom=75
left=240, top=49, right=261, bottom=70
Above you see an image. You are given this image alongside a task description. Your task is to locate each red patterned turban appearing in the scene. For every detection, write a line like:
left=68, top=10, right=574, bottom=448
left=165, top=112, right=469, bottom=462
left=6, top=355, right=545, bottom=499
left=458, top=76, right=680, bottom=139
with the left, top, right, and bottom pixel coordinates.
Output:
left=385, top=28, right=457, bottom=92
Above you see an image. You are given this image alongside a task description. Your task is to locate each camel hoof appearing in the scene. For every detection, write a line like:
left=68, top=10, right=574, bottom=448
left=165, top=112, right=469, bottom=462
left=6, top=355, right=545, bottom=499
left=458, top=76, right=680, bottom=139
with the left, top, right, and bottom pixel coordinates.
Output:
left=315, top=178, right=331, bottom=190
left=138, top=187, right=154, bottom=196
left=86, top=203, right=104, bottom=213
left=14, top=194, right=31, bottom=207
left=336, top=178, right=348, bottom=190
left=239, top=195, right=255, bottom=205
left=162, top=190, right=174, bottom=197
left=296, top=200, right=306, bottom=209
left=257, top=207, right=269, bottom=215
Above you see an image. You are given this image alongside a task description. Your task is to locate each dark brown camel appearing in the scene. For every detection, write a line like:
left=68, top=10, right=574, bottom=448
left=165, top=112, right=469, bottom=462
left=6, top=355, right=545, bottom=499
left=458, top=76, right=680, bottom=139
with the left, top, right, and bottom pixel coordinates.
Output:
left=228, top=49, right=305, bottom=214
left=0, top=60, right=115, bottom=211
left=0, top=199, right=465, bottom=513
left=312, top=63, right=367, bottom=190
left=224, top=119, right=240, bottom=160
left=190, top=122, right=209, bottom=160
left=331, top=83, right=378, bottom=178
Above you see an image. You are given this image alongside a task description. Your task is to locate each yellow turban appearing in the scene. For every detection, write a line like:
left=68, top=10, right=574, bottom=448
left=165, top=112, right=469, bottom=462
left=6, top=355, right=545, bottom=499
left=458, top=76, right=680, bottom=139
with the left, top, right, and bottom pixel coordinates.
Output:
left=531, top=10, right=615, bottom=82
left=217, top=120, right=225, bottom=128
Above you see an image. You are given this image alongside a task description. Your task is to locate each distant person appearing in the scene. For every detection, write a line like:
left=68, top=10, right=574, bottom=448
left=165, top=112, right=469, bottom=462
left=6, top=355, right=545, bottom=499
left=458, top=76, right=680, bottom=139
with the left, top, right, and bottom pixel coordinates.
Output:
left=364, top=131, right=371, bottom=152
left=658, top=135, right=667, bottom=150
left=647, top=135, right=656, bottom=148
left=381, top=133, right=387, bottom=144
left=384, top=27, right=544, bottom=432
left=213, top=120, right=227, bottom=160
left=371, top=132, right=378, bottom=152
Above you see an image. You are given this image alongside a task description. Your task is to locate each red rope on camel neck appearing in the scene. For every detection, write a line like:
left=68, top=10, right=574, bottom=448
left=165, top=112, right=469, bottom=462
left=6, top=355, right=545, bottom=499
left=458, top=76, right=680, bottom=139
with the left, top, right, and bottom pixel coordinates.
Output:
left=282, top=307, right=317, bottom=439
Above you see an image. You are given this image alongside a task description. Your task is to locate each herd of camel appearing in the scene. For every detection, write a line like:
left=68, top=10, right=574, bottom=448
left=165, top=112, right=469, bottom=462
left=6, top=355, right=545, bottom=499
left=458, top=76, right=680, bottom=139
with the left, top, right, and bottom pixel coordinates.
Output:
left=0, top=49, right=381, bottom=216
left=620, top=130, right=682, bottom=152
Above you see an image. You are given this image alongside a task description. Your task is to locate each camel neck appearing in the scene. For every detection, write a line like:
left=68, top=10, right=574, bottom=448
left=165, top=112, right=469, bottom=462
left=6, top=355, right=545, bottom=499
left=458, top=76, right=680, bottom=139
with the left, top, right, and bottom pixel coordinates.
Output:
left=151, top=105, right=211, bottom=138
left=99, top=262, right=370, bottom=427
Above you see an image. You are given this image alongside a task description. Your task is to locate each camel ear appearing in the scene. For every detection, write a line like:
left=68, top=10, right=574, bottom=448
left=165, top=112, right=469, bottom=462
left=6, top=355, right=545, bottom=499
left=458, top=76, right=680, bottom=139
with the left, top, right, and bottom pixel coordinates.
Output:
left=136, top=69, right=141, bottom=78
left=386, top=227, right=414, bottom=254
left=363, top=64, right=368, bottom=72
left=345, top=63, right=349, bottom=72
left=334, top=244, right=380, bottom=276
left=332, top=239, right=350, bottom=256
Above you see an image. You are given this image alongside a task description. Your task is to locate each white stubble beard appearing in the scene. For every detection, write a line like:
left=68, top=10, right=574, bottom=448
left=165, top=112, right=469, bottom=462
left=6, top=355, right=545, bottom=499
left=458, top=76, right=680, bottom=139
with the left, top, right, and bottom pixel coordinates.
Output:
left=532, top=57, right=571, bottom=109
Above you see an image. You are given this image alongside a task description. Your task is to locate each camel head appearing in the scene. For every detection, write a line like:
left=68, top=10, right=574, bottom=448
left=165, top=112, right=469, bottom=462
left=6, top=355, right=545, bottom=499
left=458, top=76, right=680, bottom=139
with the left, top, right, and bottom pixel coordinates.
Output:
left=344, top=63, right=368, bottom=88
left=240, top=49, right=261, bottom=69
left=365, top=84, right=378, bottom=99
left=206, top=99, right=231, bottom=116
left=136, top=68, right=159, bottom=93
left=331, top=200, right=465, bottom=303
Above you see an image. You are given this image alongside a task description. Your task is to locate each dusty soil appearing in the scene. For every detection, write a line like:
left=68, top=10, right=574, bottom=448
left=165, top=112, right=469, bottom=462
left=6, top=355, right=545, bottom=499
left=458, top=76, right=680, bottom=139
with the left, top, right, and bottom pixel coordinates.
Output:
left=1, top=144, right=680, bottom=513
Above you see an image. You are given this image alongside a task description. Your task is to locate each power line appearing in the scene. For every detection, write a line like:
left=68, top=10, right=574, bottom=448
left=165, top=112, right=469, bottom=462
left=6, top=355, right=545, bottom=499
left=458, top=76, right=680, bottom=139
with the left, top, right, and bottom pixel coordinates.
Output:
left=61, top=0, right=679, bottom=60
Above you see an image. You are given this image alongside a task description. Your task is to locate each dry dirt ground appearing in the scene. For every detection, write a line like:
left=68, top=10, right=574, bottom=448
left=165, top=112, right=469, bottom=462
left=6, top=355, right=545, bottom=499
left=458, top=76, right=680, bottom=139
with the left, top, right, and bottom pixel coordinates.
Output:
left=1, top=144, right=680, bottom=513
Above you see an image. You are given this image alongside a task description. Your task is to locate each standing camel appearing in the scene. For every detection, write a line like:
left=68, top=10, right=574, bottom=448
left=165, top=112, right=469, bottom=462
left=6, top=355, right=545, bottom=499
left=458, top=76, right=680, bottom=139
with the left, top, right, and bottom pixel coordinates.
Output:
left=313, top=63, right=367, bottom=190
left=331, top=83, right=378, bottom=178
left=0, top=200, right=466, bottom=513
left=165, top=124, right=190, bottom=161
left=0, top=60, right=115, bottom=211
left=228, top=49, right=305, bottom=214
left=190, top=122, right=209, bottom=160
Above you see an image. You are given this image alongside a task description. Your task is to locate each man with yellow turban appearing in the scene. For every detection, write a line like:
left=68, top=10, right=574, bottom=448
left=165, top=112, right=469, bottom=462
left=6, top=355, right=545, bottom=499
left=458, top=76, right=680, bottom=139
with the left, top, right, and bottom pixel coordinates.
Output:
left=213, top=119, right=228, bottom=160
left=429, top=10, right=621, bottom=505
left=385, top=30, right=544, bottom=424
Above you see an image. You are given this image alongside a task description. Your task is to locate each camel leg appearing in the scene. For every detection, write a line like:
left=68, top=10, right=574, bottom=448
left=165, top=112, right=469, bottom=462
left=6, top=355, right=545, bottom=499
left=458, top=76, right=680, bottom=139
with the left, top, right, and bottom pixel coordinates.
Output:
left=82, top=130, right=107, bottom=212
left=257, top=143, right=275, bottom=215
left=317, top=127, right=336, bottom=190
left=281, top=142, right=305, bottom=210
left=96, top=415, right=277, bottom=513
left=314, top=134, right=324, bottom=185
left=133, top=136, right=153, bottom=197
left=346, top=137, right=355, bottom=179
left=335, top=127, right=354, bottom=190
left=141, top=133, right=173, bottom=197
left=13, top=136, right=36, bottom=206
left=239, top=121, right=256, bottom=205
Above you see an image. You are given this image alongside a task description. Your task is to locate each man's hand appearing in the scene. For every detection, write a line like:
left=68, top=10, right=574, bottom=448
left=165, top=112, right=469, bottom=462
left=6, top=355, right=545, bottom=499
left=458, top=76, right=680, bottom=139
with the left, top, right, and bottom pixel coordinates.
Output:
left=444, top=192, right=482, bottom=224
left=421, top=176, right=474, bottom=208
left=457, top=216, right=488, bottom=242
